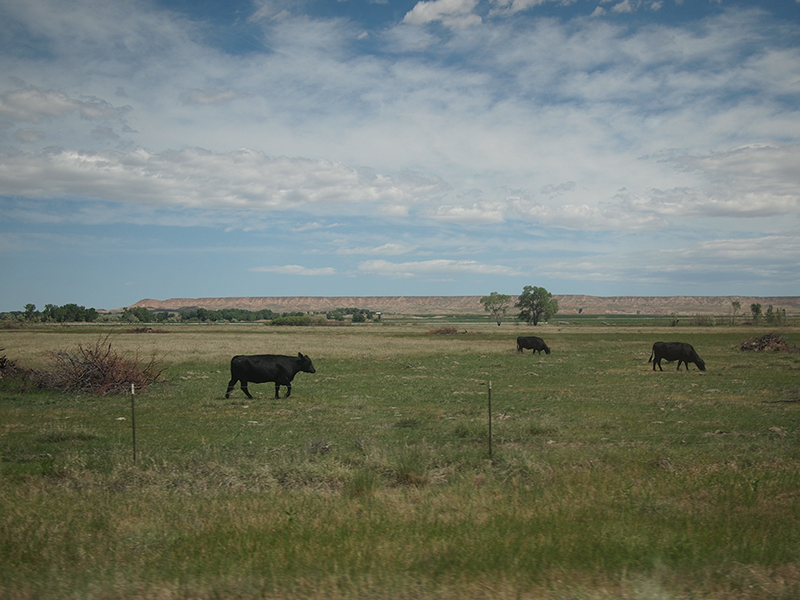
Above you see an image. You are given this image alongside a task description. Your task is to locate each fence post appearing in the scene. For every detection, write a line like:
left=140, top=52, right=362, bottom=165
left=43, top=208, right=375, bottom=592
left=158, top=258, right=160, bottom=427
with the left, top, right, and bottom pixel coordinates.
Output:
left=488, top=380, right=492, bottom=459
left=131, top=383, right=137, bottom=464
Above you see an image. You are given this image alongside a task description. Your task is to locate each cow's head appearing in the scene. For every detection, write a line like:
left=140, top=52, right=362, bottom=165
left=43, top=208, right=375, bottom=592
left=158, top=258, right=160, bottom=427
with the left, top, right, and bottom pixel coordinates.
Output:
left=696, top=357, right=706, bottom=371
left=298, top=352, right=316, bottom=373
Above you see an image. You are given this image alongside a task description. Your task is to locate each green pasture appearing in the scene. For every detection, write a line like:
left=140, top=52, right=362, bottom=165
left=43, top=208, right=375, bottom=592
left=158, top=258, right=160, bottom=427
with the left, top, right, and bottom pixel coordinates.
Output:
left=1, top=323, right=799, bottom=599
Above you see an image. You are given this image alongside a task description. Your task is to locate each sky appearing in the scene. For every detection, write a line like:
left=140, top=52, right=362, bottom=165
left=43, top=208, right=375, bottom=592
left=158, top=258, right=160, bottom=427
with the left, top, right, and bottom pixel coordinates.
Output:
left=1, top=0, right=799, bottom=311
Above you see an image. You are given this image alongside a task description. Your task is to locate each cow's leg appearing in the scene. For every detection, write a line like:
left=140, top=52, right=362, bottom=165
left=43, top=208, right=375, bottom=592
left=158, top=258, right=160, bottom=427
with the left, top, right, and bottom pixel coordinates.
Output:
left=285, top=383, right=292, bottom=398
left=655, top=359, right=663, bottom=371
left=241, top=381, right=254, bottom=399
left=274, top=383, right=281, bottom=399
left=225, top=378, right=237, bottom=398
left=677, top=361, right=684, bottom=371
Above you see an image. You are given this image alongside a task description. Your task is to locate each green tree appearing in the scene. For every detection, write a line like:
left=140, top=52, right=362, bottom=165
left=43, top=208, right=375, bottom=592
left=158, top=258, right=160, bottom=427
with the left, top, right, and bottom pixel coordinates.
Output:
left=750, top=303, right=762, bottom=325
left=122, top=306, right=152, bottom=323
left=515, top=286, right=559, bottom=326
left=23, top=304, right=38, bottom=321
left=764, top=305, right=786, bottom=326
left=41, top=304, right=58, bottom=322
left=480, top=292, right=511, bottom=326
left=731, top=300, right=741, bottom=325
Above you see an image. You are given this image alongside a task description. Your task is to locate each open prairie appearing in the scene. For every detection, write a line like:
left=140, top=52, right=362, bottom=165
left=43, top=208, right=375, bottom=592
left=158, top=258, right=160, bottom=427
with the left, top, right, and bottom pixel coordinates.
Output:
left=1, top=323, right=799, bottom=599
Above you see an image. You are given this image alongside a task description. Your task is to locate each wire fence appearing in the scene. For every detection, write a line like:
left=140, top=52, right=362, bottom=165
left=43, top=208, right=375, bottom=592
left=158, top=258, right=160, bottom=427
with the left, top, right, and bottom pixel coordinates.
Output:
left=7, top=377, right=796, bottom=474
left=23, top=382, right=787, bottom=466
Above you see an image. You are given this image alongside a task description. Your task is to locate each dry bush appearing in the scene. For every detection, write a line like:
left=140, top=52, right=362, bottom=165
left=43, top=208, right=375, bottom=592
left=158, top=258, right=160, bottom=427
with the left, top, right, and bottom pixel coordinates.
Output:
left=427, top=326, right=459, bottom=335
left=0, top=353, right=35, bottom=392
left=34, top=335, right=166, bottom=395
left=738, top=332, right=798, bottom=352
left=1, top=354, right=25, bottom=381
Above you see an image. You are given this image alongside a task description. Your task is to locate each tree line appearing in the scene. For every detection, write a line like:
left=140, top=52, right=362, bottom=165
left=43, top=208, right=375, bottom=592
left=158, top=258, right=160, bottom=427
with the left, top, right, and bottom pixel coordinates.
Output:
left=14, top=303, right=101, bottom=323
left=2, top=304, right=380, bottom=325
left=480, top=293, right=790, bottom=327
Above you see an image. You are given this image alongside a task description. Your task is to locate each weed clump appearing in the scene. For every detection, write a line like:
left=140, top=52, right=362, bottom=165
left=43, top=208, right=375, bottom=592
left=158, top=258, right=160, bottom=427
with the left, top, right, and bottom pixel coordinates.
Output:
left=34, top=335, right=166, bottom=395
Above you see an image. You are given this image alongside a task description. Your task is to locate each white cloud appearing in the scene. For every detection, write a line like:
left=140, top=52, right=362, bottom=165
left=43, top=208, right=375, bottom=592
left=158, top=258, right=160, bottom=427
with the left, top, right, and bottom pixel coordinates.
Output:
left=358, top=259, right=520, bottom=277
left=403, top=0, right=482, bottom=28
left=428, top=203, right=505, bottom=224
left=543, top=232, right=800, bottom=282
left=180, top=89, right=249, bottom=105
left=0, top=86, right=129, bottom=122
left=337, top=243, right=416, bottom=255
left=14, top=129, right=45, bottom=143
left=90, top=126, right=119, bottom=140
left=248, top=1, right=295, bottom=23
left=612, top=0, right=638, bottom=14
left=291, top=222, right=341, bottom=232
left=0, top=148, right=443, bottom=212
left=489, top=0, right=549, bottom=16
left=250, top=265, right=337, bottom=276
left=1, top=0, right=799, bottom=303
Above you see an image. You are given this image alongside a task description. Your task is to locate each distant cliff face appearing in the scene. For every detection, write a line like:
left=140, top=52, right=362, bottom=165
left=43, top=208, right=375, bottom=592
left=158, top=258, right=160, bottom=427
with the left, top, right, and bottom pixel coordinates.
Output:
left=130, top=295, right=800, bottom=315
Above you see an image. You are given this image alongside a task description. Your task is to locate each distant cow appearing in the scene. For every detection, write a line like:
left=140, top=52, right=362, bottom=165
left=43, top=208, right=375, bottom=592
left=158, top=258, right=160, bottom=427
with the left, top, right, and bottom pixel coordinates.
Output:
left=517, top=336, right=551, bottom=355
left=648, top=342, right=705, bottom=372
left=225, top=353, right=316, bottom=399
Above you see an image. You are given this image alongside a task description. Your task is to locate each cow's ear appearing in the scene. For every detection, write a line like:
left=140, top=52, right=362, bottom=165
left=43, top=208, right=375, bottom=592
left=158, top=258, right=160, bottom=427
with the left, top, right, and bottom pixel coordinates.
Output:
left=298, top=352, right=304, bottom=358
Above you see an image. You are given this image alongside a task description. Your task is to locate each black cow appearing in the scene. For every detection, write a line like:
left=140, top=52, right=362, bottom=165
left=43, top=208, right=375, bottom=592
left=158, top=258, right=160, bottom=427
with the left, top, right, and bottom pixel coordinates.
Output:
left=225, top=353, right=316, bottom=399
left=648, top=342, right=705, bottom=372
left=517, top=336, right=551, bottom=355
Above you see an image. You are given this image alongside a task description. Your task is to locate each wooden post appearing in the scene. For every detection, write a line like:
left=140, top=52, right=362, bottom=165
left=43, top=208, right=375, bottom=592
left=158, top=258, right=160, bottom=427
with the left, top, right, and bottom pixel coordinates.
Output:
left=131, top=383, right=137, bottom=464
left=488, top=380, right=492, bottom=458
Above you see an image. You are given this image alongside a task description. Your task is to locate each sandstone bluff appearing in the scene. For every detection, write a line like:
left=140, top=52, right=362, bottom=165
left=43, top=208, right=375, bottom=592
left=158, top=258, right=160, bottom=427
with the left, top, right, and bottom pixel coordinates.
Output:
left=131, top=295, right=800, bottom=316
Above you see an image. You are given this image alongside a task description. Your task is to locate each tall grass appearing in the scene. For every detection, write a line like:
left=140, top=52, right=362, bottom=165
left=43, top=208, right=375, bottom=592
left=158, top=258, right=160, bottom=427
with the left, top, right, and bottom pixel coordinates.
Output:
left=1, top=324, right=799, bottom=599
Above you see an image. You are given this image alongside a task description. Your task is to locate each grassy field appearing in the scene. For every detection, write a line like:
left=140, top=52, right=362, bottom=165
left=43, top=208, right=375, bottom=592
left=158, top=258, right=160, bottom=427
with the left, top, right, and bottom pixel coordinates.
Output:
left=1, top=323, right=799, bottom=599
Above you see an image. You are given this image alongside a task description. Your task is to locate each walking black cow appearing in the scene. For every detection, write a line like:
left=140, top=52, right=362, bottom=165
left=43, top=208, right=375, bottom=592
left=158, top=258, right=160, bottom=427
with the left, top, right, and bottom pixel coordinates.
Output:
left=517, top=336, right=551, bottom=355
left=225, top=353, right=316, bottom=399
left=648, top=342, right=705, bottom=372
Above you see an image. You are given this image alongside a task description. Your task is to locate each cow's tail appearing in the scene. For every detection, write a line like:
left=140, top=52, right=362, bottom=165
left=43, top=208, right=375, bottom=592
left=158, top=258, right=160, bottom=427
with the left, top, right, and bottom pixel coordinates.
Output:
left=648, top=351, right=654, bottom=363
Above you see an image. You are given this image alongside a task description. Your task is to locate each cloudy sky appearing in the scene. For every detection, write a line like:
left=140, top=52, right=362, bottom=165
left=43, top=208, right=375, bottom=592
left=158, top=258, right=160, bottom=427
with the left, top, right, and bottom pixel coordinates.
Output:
left=1, top=0, right=799, bottom=311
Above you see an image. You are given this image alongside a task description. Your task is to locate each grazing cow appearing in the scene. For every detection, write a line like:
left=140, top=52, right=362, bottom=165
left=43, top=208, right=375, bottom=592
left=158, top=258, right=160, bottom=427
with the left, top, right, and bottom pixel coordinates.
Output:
left=648, top=342, right=705, bottom=372
left=517, top=336, right=551, bottom=355
left=225, top=353, right=316, bottom=399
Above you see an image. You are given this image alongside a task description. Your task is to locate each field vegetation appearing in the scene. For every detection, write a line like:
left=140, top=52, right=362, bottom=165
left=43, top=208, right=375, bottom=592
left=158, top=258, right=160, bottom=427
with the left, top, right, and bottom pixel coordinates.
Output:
left=1, top=322, right=799, bottom=599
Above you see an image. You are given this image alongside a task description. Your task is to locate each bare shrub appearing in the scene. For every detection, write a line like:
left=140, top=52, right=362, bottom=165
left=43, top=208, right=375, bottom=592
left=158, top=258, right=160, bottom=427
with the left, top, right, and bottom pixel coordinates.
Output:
left=738, top=332, right=799, bottom=353
left=126, top=326, right=168, bottom=334
left=0, top=354, right=33, bottom=390
left=0, top=354, right=17, bottom=379
left=694, top=314, right=716, bottom=326
left=35, top=335, right=166, bottom=395
left=427, top=326, right=458, bottom=335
